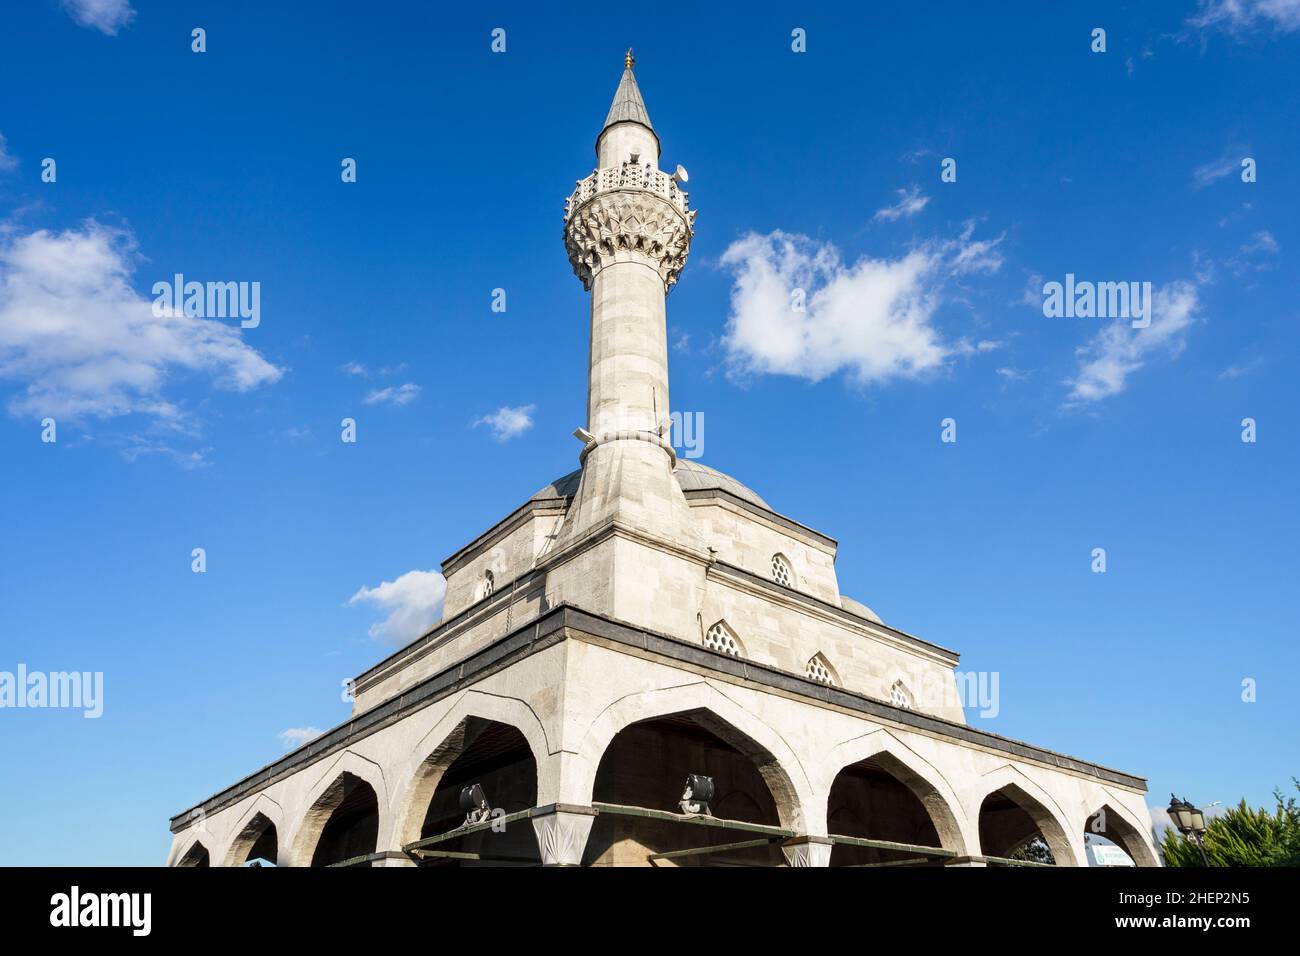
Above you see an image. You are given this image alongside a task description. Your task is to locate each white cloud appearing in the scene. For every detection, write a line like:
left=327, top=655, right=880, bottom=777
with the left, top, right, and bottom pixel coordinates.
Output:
left=341, top=360, right=408, bottom=378
left=0, top=221, right=281, bottom=423
left=1124, top=47, right=1155, bottom=75
left=120, top=436, right=211, bottom=469
left=0, top=134, right=17, bottom=173
left=949, top=337, right=1006, bottom=358
left=949, top=221, right=1005, bottom=275
left=363, top=382, right=421, bottom=406
left=1217, top=201, right=1255, bottom=228
left=1188, top=0, right=1300, bottom=34
left=1219, top=356, right=1265, bottom=379
left=1192, top=249, right=1217, bottom=285
left=474, top=403, right=535, bottom=441
left=347, top=568, right=447, bottom=646
left=1192, top=150, right=1249, bottom=188
left=1020, top=272, right=1046, bottom=307
left=61, top=0, right=135, bottom=35
left=873, top=185, right=930, bottom=222
left=278, top=727, right=323, bottom=750
left=717, top=226, right=1003, bottom=386
left=1226, top=230, right=1280, bottom=274
left=1066, top=281, right=1201, bottom=403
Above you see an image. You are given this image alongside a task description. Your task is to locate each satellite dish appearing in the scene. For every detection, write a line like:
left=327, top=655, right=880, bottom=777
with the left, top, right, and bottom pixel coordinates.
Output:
left=673, top=164, right=689, bottom=184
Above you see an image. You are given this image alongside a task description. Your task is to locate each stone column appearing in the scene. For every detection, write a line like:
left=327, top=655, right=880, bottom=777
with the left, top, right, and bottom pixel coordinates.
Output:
left=371, top=850, right=417, bottom=867
left=529, top=805, right=598, bottom=867
left=781, top=835, right=833, bottom=867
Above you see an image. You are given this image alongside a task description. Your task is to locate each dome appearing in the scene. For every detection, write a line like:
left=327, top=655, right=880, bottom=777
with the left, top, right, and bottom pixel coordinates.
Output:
left=672, top=459, right=771, bottom=510
left=531, top=459, right=771, bottom=511
left=840, top=595, right=884, bottom=626
left=530, top=469, right=583, bottom=502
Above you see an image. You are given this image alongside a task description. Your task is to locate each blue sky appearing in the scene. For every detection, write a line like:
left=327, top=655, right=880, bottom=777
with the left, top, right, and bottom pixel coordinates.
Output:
left=0, top=1, right=1296, bottom=865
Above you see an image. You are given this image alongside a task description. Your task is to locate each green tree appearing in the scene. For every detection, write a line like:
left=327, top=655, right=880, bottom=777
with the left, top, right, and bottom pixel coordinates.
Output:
left=1009, top=836, right=1054, bottom=865
left=1160, top=780, right=1300, bottom=867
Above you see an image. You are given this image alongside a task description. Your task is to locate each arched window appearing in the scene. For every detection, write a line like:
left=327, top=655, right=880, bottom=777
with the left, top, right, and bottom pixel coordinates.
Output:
left=806, top=653, right=835, bottom=686
left=482, top=569, right=495, bottom=599
left=703, top=620, right=743, bottom=658
left=889, top=680, right=914, bottom=710
left=771, top=553, right=793, bottom=588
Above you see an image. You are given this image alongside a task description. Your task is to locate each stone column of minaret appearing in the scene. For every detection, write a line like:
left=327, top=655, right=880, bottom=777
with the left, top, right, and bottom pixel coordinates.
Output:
left=543, top=52, right=708, bottom=630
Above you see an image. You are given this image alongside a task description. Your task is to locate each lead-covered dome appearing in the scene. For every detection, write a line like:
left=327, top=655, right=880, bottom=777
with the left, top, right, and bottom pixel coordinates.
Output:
left=840, top=595, right=884, bottom=626
left=531, top=459, right=771, bottom=512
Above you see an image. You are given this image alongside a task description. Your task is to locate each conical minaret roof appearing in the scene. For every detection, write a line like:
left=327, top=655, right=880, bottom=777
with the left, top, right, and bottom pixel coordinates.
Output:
left=601, top=49, right=655, bottom=139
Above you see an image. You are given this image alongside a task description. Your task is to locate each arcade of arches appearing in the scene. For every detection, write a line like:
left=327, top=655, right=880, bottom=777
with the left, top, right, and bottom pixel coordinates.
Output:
left=178, top=709, right=1154, bottom=867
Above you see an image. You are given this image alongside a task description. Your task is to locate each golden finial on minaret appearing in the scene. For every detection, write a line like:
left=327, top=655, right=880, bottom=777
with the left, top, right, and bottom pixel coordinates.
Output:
left=625, top=48, right=635, bottom=70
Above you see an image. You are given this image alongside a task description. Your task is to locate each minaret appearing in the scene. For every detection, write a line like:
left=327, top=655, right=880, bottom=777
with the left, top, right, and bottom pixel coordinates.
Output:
left=549, top=51, right=705, bottom=565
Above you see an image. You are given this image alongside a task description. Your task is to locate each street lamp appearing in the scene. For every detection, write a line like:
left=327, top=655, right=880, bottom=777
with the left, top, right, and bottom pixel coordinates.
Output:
left=1167, top=794, right=1209, bottom=866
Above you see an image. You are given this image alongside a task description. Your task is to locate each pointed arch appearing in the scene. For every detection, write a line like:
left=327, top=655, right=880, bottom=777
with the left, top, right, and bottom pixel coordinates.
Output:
left=968, top=764, right=1081, bottom=866
left=390, top=690, right=552, bottom=848
left=287, top=751, right=391, bottom=867
left=223, top=812, right=278, bottom=867
left=219, top=794, right=284, bottom=867
left=574, top=680, right=814, bottom=833
left=1083, top=796, right=1160, bottom=867
left=220, top=794, right=285, bottom=867
left=174, top=838, right=211, bottom=867
left=822, top=728, right=971, bottom=855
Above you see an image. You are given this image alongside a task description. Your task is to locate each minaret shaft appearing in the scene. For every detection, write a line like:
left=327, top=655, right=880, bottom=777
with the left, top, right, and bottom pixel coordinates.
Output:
left=587, top=260, right=669, bottom=437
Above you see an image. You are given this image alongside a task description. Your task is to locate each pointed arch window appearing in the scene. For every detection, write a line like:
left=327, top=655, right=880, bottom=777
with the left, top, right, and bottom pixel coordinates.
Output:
left=806, top=653, right=835, bottom=686
left=771, top=553, right=793, bottom=588
left=482, top=569, right=495, bottom=599
left=703, top=620, right=743, bottom=658
left=890, top=679, right=914, bottom=710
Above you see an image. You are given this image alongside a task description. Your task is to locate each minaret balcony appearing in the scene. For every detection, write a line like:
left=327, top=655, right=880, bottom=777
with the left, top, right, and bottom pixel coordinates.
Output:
left=565, top=164, right=691, bottom=221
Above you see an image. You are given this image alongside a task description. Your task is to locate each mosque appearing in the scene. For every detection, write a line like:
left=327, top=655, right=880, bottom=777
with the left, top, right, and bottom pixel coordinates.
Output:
left=167, top=53, right=1159, bottom=868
